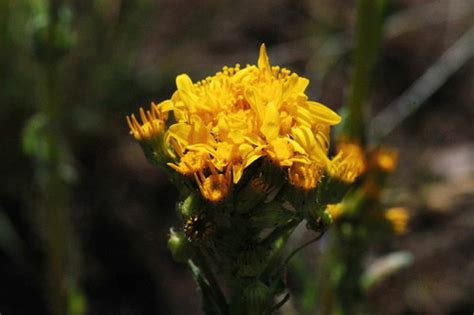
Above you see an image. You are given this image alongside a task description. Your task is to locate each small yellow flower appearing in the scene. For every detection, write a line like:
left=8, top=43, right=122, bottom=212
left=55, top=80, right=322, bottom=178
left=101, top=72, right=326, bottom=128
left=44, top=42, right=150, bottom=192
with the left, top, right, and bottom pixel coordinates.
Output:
left=328, top=142, right=366, bottom=183
left=126, top=101, right=170, bottom=142
left=168, top=150, right=209, bottom=176
left=372, top=148, right=398, bottom=173
left=195, top=163, right=232, bottom=203
left=128, top=44, right=341, bottom=201
left=385, top=207, right=409, bottom=234
left=288, top=162, right=321, bottom=190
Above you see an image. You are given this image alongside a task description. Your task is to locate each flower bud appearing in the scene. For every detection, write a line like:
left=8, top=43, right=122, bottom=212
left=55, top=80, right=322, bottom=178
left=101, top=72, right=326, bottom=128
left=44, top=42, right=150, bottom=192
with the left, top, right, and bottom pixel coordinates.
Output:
left=178, top=193, right=201, bottom=219
left=385, top=207, right=409, bottom=235
left=370, top=147, right=398, bottom=173
left=242, top=281, right=271, bottom=315
left=167, top=229, right=193, bottom=263
left=126, top=102, right=172, bottom=165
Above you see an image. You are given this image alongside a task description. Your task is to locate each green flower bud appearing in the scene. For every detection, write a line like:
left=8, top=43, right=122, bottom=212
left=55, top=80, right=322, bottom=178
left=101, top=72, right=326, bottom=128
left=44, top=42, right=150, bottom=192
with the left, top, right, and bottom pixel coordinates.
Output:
left=167, top=229, right=193, bottom=263
left=243, top=281, right=271, bottom=315
left=178, top=194, right=202, bottom=219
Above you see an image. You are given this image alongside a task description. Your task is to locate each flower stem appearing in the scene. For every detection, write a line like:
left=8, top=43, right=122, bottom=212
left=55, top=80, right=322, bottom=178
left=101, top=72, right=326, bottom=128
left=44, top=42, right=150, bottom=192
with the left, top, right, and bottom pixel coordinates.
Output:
left=343, top=0, right=385, bottom=143
left=39, top=1, right=74, bottom=314
left=283, top=230, right=325, bottom=266
left=194, top=249, right=228, bottom=314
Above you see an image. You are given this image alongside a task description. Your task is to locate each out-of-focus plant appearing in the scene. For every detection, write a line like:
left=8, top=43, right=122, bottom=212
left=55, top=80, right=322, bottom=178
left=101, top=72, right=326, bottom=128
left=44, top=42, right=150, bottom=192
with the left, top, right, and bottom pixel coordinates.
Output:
left=127, top=44, right=364, bottom=314
left=312, top=1, right=412, bottom=314
left=21, top=0, right=85, bottom=314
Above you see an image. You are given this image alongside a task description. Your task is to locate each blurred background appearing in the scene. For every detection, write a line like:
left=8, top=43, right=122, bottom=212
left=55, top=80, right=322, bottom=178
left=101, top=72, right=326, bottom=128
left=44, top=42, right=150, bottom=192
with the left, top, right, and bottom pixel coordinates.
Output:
left=0, top=0, right=473, bottom=314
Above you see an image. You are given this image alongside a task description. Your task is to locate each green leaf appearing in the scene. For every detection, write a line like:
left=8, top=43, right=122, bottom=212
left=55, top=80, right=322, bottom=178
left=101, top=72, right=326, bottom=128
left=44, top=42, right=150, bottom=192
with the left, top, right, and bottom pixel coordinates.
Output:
left=188, top=260, right=225, bottom=315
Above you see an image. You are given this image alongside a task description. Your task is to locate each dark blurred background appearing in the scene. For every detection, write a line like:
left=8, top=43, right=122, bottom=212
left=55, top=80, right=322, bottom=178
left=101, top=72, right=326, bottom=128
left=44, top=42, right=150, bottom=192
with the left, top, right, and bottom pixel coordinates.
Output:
left=1, top=0, right=473, bottom=314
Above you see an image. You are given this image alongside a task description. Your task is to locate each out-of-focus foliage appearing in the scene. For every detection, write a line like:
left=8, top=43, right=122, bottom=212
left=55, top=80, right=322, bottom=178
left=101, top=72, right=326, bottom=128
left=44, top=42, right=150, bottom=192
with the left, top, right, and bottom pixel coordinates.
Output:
left=1, top=0, right=473, bottom=314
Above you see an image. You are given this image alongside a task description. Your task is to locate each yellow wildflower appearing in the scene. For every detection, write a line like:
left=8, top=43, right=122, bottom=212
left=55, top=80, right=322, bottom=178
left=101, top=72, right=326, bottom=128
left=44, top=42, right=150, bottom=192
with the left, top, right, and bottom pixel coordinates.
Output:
left=126, top=101, right=170, bottom=142
left=372, top=148, right=398, bottom=173
left=328, top=142, right=366, bottom=183
left=195, top=163, right=232, bottom=203
left=128, top=44, right=341, bottom=201
left=385, top=207, right=409, bottom=234
left=288, top=162, right=321, bottom=190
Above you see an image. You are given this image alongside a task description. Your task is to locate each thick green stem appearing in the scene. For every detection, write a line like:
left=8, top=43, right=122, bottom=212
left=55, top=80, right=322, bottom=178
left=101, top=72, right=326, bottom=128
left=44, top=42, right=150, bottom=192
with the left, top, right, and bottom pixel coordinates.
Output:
left=40, top=1, right=71, bottom=314
left=42, top=57, right=69, bottom=315
left=321, top=1, right=386, bottom=314
left=343, top=0, right=385, bottom=143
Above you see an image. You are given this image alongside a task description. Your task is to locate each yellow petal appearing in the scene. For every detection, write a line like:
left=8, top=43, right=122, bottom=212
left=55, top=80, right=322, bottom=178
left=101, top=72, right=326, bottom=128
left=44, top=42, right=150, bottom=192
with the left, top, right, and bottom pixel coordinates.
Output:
left=156, top=99, right=174, bottom=112
left=291, top=126, right=315, bottom=152
left=189, top=115, right=216, bottom=146
left=260, top=101, right=281, bottom=141
left=283, top=74, right=309, bottom=100
left=232, top=163, right=245, bottom=184
left=176, top=74, right=199, bottom=107
left=176, top=74, right=195, bottom=93
left=245, top=86, right=265, bottom=122
left=167, top=123, right=191, bottom=147
left=258, top=43, right=271, bottom=75
left=308, top=101, right=341, bottom=125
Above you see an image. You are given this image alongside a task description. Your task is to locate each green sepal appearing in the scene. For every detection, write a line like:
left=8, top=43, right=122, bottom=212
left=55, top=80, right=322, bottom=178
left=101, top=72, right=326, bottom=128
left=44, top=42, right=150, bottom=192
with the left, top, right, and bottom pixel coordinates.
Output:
left=248, top=202, right=295, bottom=229
left=236, top=246, right=269, bottom=278
left=316, top=174, right=353, bottom=208
left=177, top=193, right=203, bottom=219
left=168, top=229, right=194, bottom=263
left=242, top=281, right=271, bottom=315
left=188, top=260, right=226, bottom=315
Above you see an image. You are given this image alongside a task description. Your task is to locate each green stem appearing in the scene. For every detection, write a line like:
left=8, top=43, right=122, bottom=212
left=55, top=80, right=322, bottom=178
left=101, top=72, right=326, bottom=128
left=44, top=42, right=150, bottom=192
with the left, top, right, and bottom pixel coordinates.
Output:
left=259, top=218, right=301, bottom=280
left=194, top=249, right=228, bottom=314
left=343, top=0, right=385, bottom=143
left=283, top=231, right=325, bottom=266
left=268, top=293, right=290, bottom=314
left=260, top=218, right=301, bottom=248
left=43, top=59, right=69, bottom=315
left=40, top=1, right=71, bottom=314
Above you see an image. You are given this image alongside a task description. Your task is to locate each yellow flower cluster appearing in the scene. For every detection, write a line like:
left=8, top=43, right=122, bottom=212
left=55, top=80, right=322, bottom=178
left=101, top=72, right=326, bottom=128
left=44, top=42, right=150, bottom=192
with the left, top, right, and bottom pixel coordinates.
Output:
left=385, top=207, right=409, bottom=234
left=328, top=142, right=366, bottom=183
left=128, top=45, right=354, bottom=202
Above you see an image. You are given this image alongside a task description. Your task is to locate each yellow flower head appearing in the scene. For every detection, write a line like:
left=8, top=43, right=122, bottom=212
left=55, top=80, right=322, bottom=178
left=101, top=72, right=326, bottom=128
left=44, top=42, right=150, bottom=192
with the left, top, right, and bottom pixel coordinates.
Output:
left=371, top=147, right=398, bottom=173
left=126, top=101, right=170, bottom=142
left=288, top=162, right=322, bottom=190
left=195, top=163, right=232, bottom=203
left=385, top=207, right=409, bottom=234
left=128, top=44, right=341, bottom=201
left=328, top=142, right=366, bottom=183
